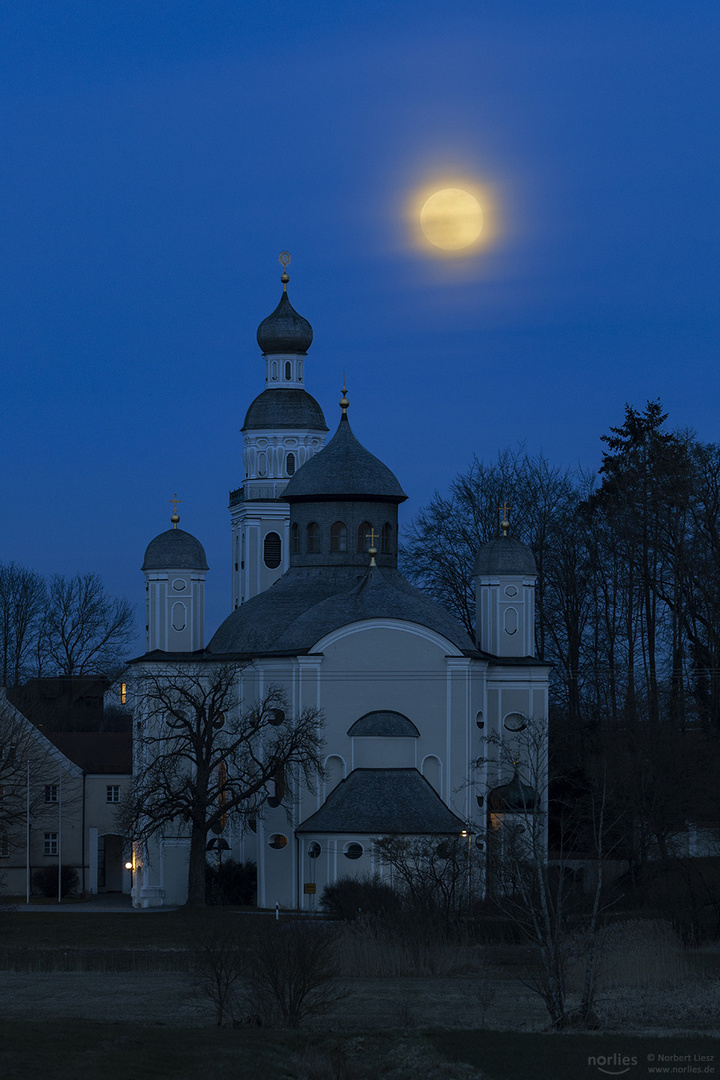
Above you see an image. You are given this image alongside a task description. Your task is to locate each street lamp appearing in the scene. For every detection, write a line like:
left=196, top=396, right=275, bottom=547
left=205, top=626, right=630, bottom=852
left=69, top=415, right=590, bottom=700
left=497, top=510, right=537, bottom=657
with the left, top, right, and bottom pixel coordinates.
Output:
left=461, top=827, right=473, bottom=913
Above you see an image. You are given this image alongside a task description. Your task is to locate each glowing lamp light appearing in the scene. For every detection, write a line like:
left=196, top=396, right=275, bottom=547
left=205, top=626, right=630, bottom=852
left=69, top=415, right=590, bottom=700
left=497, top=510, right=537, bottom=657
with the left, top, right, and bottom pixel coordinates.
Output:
left=124, top=861, right=133, bottom=871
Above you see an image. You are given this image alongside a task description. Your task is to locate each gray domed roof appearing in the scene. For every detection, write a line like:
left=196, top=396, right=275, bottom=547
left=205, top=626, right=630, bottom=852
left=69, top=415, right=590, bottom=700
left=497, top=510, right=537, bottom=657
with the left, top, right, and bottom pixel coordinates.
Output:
left=142, top=528, right=209, bottom=571
left=348, top=711, right=420, bottom=737
left=474, top=535, right=537, bottom=577
left=256, top=290, right=313, bottom=355
left=488, top=769, right=539, bottom=813
left=242, top=388, right=327, bottom=433
left=283, top=414, right=407, bottom=503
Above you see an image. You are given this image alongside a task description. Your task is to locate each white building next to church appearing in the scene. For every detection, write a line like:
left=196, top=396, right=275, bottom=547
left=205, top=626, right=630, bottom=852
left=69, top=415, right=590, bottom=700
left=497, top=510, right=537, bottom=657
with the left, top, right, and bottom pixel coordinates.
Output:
left=126, top=264, right=550, bottom=909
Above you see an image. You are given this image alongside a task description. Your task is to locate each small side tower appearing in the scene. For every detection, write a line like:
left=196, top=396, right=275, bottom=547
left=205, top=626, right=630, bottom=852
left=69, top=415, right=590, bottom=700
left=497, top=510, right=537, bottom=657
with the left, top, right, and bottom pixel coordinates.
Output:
left=142, top=498, right=208, bottom=652
left=474, top=508, right=537, bottom=658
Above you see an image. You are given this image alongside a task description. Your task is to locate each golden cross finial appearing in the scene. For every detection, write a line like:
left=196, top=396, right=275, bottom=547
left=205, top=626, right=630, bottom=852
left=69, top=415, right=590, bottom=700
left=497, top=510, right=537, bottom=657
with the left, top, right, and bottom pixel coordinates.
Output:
left=500, top=500, right=510, bottom=537
left=340, top=375, right=349, bottom=416
left=169, top=493, right=182, bottom=529
left=365, top=527, right=379, bottom=566
left=279, top=251, right=291, bottom=292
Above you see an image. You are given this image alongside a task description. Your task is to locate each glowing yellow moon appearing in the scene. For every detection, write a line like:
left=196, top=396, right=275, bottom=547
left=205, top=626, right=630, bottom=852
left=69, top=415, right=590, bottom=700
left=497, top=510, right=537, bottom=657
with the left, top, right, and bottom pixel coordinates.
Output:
left=420, top=188, right=484, bottom=250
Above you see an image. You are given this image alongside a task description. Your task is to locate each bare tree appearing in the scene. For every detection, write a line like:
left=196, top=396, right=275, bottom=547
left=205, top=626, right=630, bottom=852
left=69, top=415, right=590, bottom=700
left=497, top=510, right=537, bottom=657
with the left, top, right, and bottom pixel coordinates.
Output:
left=122, top=664, right=324, bottom=906
left=0, top=563, right=46, bottom=687
left=373, top=834, right=475, bottom=923
left=38, top=573, right=135, bottom=677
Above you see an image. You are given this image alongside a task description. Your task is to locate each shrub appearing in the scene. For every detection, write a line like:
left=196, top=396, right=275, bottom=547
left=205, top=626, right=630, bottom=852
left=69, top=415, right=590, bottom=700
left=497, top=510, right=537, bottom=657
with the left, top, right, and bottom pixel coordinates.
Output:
left=32, top=865, right=79, bottom=898
left=190, top=912, right=244, bottom=1026
left=205, top=859, right=256, bottom=906
left=320, top=875, right=402, bottom=921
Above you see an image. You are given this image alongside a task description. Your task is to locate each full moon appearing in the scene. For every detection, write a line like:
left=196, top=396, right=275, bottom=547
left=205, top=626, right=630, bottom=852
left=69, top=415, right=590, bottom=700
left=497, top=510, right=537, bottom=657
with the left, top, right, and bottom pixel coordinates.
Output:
left=420, top=188, right=484, bottom=251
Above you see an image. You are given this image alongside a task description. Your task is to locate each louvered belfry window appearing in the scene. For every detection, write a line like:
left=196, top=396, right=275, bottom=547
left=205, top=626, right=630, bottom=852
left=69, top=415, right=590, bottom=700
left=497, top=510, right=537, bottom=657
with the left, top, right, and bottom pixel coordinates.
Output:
left=264, top=532, right=282, bottom=568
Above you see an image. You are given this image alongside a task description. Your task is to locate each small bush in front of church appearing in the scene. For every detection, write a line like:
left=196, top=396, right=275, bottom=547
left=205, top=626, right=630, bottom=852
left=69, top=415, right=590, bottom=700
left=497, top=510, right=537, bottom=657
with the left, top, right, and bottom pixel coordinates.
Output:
left=32, top=865, right=79, bottom=898
left=320, top=875, right=402, bottom=921
left=205, top=859, right=256, bottom=906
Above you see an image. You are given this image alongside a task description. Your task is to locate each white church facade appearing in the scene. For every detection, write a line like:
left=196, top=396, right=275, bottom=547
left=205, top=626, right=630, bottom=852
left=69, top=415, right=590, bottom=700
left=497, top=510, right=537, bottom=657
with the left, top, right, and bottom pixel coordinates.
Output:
left=126, top=264, right=550, bottom=909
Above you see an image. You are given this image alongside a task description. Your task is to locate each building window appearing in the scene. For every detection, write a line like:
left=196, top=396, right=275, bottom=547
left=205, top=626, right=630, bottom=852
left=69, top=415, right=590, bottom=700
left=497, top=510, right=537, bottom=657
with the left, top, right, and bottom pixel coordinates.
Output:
left=307, top=841, right=321, bottom=859
left=357, top=522, right=372, bottom=553
left=0, top=829, right=8, bottom=857
left=269, top=834, right=288, bottom=850
left=44, top=785, right=58, bottom=803
left=285, top=361, right=292, bottom=380
left=107, top=785, right=120, bottom=803
left=286, top=452, right=296, bottom=476
left=291, top=522, right=300, bottom=554
left=120, top=682, right=127, bottom=705
left=307, top=522, right=321, bottom=553
left=330, top=521, right=347, bottom=552
left=264, top=532, right=282, bottom=569
left=381, top=522, right=392, bottom=554
left=343, top=842, right=363, bottom=860
left=44, top=832, right=58, bottom=856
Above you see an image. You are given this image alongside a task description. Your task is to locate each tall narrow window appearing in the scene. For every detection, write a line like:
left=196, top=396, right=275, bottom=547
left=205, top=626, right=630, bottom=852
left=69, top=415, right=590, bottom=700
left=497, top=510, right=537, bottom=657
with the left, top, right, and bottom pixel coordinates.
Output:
left=291, top=522, right=300, bottom=554
left=285, top=361, right=292, bottom=380
left=264, top=532, right=282, bottom=569
left=330, top=521, right=347, bottom=552
left=120, top=682, right=127, bottom=705
left=44, top=785, right=58, bottom=803
left=44, top=832, right=58, bottom=856
left=357, top=521, right=372, bottom=553
left=286, top=452, right=296, bottom=476
left=307, top=522, right=321, bottom=553
left=381, top=522, right=392, bottom=554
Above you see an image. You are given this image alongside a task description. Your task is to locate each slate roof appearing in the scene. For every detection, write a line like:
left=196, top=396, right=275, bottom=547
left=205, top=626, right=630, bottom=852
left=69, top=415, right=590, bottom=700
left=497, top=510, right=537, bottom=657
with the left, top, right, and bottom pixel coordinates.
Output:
left=206, top=564, right=477, bottom=656
left=50, top=733, right=132, bottom=775
left=283, top=414, right=407, bottom=503
left=256, top=290, right=313, bottom=355
left=296, top=768, right=466, bottom=834
left=347, top=711, right=420, bottom=737
left=242, top=388, right=327, bottom=433
left=474, top=535, right=537, bottom=576
left=488, top=769, right=540, bottom=812
left=142, top=528, right=209, bottom=571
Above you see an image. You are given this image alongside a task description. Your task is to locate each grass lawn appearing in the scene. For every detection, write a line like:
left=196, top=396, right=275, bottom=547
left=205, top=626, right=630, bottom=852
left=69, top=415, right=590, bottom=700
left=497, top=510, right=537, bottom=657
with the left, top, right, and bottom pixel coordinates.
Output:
left=2, top=1022, right=719, bottom=1080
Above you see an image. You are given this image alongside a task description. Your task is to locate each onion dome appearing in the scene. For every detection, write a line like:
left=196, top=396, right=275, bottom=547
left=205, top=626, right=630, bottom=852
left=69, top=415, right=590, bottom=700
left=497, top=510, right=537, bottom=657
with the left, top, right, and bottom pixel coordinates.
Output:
left=142, top=528, right=208, bottom=571
left=283, top=412, right=407, bottom=504
left=474, top=535, right=537, bottom=577
left=242, top=388, right=327, bottom=433
left=488, top=769, right=539, bottom=813
left=256, top=290, right=313, bottom=355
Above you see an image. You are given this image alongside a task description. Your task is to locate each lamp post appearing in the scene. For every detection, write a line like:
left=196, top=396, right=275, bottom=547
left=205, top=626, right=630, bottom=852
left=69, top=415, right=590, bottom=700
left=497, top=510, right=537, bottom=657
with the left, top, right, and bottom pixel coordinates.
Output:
left=461, top=827, right=473, bottom=914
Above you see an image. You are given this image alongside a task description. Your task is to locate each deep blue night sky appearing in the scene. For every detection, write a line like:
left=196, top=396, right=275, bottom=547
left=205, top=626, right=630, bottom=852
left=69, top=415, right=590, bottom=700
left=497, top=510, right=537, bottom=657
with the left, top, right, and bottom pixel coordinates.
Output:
left=1, top=2, right=718, bottom=649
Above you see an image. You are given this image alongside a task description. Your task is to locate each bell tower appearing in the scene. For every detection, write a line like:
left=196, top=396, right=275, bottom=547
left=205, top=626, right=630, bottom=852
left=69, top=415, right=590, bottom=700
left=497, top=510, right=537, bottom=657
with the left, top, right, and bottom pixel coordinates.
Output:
left=474, top=508, right=537, bottom=658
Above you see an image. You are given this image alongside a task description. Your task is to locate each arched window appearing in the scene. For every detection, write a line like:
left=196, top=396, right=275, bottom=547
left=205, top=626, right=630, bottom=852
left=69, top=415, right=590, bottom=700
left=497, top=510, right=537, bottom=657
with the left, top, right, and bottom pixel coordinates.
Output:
left=286, top=452, right=296, bottom=476
left=291, top=522, right=300, bottom=554
left=357, top=521, right=372, bottom=553
left=422, top=755, right=442, bottom=793
left=330, top=521, right=347, bottom=552
left=324, top=755, right=345, bottom=793
left=307, top=522, right=321, bottom=553
left=285, top=361, right=292, bottom=380
left=381, top=522, right=392, bottom=554
left=264, top=532, right=282, bottom=569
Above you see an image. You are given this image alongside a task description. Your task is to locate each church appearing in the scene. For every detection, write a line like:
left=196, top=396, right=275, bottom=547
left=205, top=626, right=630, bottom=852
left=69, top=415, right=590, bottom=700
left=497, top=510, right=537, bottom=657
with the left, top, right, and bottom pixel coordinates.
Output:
left=127, top=260, right=550, bottom=909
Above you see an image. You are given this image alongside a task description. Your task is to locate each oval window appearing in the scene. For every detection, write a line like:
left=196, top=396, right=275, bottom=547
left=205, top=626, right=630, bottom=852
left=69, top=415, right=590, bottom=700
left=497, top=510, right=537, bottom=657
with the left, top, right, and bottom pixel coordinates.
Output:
left=172, top=578, right=186, bottom=592
left=343, top=842, right=363, bottom=860
left=269, top=834, right=288, bottom=850
left=285, top=361, right=292, bottom=380
left=286, top=452, right=296, bottom=476
left=308, top=841, right=321, bottom=859
left=504, top=712, right=528, bottom=732
left=504, top=607, right=518, bottom=635
left=171, top=602, right=186, bottom=632
left=264, top=532, right=282, bottom=569
left=504, top=585, right=518, bottom=597
left=475, top=711, right=484, bottom=730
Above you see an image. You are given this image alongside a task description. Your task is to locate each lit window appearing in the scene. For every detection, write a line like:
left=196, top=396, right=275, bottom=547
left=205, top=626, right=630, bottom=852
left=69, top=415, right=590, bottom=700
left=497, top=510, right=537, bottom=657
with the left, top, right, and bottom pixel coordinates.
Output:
left=307, top=522, right=321, bottom=554
left=269, top=834, right=288, bottom=850
left=120, top=682, right=127, bottom=705
left=44, top=832, right=58, bottom=856
left=107, top=785, right=120, bottom=804
left=357, top=522, right=372, bottom=553
left=343, top=842, right=363, bottom=860
left=264, top=532, right=282, bottom=569
left=0, top=829, right=8, bottom=857
left=44, top=785, right=58, bottom=803
left=330, top=521, right=347, bottom=552
left=286, top=452, right=296, bottom=476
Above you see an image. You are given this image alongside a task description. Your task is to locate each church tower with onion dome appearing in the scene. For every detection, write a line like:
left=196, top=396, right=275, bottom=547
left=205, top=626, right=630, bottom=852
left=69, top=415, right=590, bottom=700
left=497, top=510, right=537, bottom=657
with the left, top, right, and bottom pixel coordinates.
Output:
left=141, top=498, right=209, bottom=653
left=229, top=254, right=328, bottom=609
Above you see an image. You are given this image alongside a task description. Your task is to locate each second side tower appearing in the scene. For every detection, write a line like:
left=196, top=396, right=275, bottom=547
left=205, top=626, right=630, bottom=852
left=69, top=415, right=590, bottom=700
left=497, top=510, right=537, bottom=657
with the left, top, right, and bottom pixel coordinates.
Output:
left=229, top=258, right=328, bottom=608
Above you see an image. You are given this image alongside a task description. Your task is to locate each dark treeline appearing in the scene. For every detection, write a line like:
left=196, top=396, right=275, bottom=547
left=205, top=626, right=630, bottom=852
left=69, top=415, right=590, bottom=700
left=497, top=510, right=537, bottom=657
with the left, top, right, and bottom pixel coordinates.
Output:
left=401, top=402, right=720, bottom=877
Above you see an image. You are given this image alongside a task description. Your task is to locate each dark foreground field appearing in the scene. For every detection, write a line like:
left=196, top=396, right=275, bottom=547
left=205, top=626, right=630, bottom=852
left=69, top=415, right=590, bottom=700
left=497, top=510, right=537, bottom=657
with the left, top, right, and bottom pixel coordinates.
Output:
left=2, top=911, right=720, bottom=1079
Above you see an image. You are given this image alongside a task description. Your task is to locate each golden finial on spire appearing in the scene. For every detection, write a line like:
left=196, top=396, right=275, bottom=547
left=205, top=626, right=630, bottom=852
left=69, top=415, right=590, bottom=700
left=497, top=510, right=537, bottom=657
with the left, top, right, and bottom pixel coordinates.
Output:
left=500, top=500, right=510, bottom=537
left=169, top=493, right=182, bottom=529
left=340, top=374, right=349, bottom=416
left=279, top=251, right=291, bottom=292
left=365, top=527, right=379, bottom=567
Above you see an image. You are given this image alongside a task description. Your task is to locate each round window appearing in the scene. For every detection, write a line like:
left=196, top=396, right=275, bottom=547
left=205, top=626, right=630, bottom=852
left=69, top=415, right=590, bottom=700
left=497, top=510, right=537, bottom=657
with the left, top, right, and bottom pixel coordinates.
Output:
left=504, top=712, right=528, bottom=732
left=172, top=578, right=187, bottom=592
left=269, top=834, right=288, bottom=850
left=475, top=711, right=484, bottom=729
left=343, top=842, right=363, bottom=860
left=307, top=841, right=321, bottom=859
left=504, top=585, right=518, bottom=597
